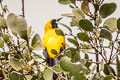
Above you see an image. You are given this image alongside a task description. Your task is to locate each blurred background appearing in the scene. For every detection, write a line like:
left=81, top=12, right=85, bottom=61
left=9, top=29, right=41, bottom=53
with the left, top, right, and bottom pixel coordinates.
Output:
left=3, top=0, right=120, bottom=38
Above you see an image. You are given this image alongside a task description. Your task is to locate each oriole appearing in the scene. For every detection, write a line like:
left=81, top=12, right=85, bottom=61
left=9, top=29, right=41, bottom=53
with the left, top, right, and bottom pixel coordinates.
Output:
left=42, top=18, right=65, bottom=66
left=42, top=19, right=65, bottom=80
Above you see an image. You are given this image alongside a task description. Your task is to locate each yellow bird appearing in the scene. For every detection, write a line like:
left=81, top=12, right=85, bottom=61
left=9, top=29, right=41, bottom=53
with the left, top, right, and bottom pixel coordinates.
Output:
left=42, top=18, right=65, bottom=66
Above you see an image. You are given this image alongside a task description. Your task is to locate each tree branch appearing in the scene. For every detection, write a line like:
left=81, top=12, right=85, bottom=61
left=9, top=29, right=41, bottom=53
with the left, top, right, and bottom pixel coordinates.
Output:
left=108, top=32, right=119, bottom=64
left=22, top=0, right=25, bottom=17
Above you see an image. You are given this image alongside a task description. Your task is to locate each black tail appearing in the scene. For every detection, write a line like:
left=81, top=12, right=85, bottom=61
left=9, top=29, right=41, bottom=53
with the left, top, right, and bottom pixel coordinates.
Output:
left=44, top=48, right=58, bottom=80
left=44, top=48, right=56, bottom=66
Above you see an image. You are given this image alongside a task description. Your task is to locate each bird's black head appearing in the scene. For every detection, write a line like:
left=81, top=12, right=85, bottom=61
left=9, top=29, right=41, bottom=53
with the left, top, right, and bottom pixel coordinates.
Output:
left=51, top=19, right=58, bottom=29
left=51, top=18, right=62, bottom=29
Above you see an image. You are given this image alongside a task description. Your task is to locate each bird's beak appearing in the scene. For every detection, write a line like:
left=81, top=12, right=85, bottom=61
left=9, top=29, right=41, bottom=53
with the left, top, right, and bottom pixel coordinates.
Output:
left=56, top=17, right=62, bottom=22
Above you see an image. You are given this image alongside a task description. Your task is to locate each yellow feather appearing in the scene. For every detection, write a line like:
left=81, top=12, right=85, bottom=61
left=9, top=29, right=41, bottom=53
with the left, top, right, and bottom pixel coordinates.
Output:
left=42, top=29, right=65, bottom=58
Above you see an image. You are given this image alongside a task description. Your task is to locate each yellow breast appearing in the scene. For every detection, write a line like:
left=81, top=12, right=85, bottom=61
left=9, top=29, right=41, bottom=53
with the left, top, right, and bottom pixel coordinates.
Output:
left=42, top=29, right=65, bottom=58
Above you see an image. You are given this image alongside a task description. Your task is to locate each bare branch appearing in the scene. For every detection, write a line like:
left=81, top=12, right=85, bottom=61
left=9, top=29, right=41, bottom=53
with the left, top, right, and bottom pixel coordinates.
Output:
left=22, top=0, right=25, bottom=17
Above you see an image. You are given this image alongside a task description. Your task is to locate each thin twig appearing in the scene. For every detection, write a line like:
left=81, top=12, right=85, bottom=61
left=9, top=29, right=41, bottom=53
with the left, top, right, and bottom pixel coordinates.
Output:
left=32, top=52, right=46, bottom=61
left=111, top=49, right=119, bottom=63
left=16, top=35, right=20, bottom=50
left=86, top=60, right=116, bottom=65
left=22, top=0, right=25, bottom=17
left=26, top=38, right=32, bottom=59
left=86, top=12, right=94, bottom=20
left=20, top=70, right=27, bottom=80
left=1, top=68, right=7, bottom=79
left=108, top=32, right=119, bottom=64
left=99, top=0, right=104, bottom=5
left=89, top=32, right=100, bottom=72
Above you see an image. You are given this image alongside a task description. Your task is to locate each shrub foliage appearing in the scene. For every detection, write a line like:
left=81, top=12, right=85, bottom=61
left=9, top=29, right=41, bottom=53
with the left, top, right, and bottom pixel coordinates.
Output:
left=0, top=0, right=119, bottom=80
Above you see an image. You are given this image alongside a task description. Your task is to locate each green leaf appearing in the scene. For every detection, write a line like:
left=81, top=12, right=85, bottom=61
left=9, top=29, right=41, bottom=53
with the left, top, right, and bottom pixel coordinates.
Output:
left=60, top=57, right=73, bottom=73
left=2, top=52, right=8, bottom=60
left=103, top=64, right=110, bottom=75
left=31, top=76, right=38, bottom=80
left=71, top=73, right=86, bottom=80
left=10, top=71, right=24, bottom=80
left=103, top=64, right=116, bottom=76
left=0, top=40, right=4, bottom=48
left=100, top=29, right=112, bottom=41
left=85, top=53, right=89, bottom=59
left=70, top=0, right=75, bottom=3
left=38, top=73, right=44, bottom=80
left=71, top=8, right=85, bottom=27
left=0, top=16, right=7, bottom=27
left=104, top=18, right=117, bottom=32
left=61, top=13, right=74, bottom=18
left=116, top=56, right=120, bottom=77
left=100, top=3, right=116, bottom=18
left=95, top=17, right=102, bottom=26
left=84, top=54, right=92, bottom=68
left=58, top=0, right=71, bottom=5
left=7, top=13, right=27, bottom=40
left=64, top=47, right=80, bottom=62
left=81, top=43, right=91, bottom=53
left=60, top=56, right=87, bottom=75
left=20, top=41, right=27, bottom=48
left=72, top=8, right=85, bottom=19
left=85, top=60, right=92, bottom=68
left=9, top=58, right=26, bottom=71
left=72, top=52, right=80, bottom=62
left=103, top=25, right=110, bottom=31
left=79, top=19, right=93, bottom=31
left=27, top=26, right=32, bottom=37
left=23, top=48, right=31, bottom=62
left=77, top=32, right=90, bottom=42
left=51, top=49, right=58, bottom=55
left=70, top=17, right=80, bottom=27
left=104, top=75, right=114, bottom=80
left=117, top=18, right=120, bottom=30
left=3, top=34, right=9, bottom=42
left=67, top=38, right=79, bottom=46
left=53, top=65, right=63, bottom=72
left=43, top=68, right=53, bottom=80
left=25, top=75, right=33, bottom=80
left=55, top=29, right=64, bottom=36
left=31, top=34, right=43, bottom=50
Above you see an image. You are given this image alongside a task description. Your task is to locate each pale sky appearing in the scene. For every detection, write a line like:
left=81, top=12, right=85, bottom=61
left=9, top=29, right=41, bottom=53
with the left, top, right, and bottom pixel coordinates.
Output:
left=3, top=0, right=120, bottom=38
left=3, top=0, right=71, bottom=38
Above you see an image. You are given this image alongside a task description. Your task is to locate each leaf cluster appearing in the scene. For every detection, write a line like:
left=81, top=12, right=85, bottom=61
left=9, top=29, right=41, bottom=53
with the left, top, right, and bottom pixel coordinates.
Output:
left=0, top=0, right=120, bottom=80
